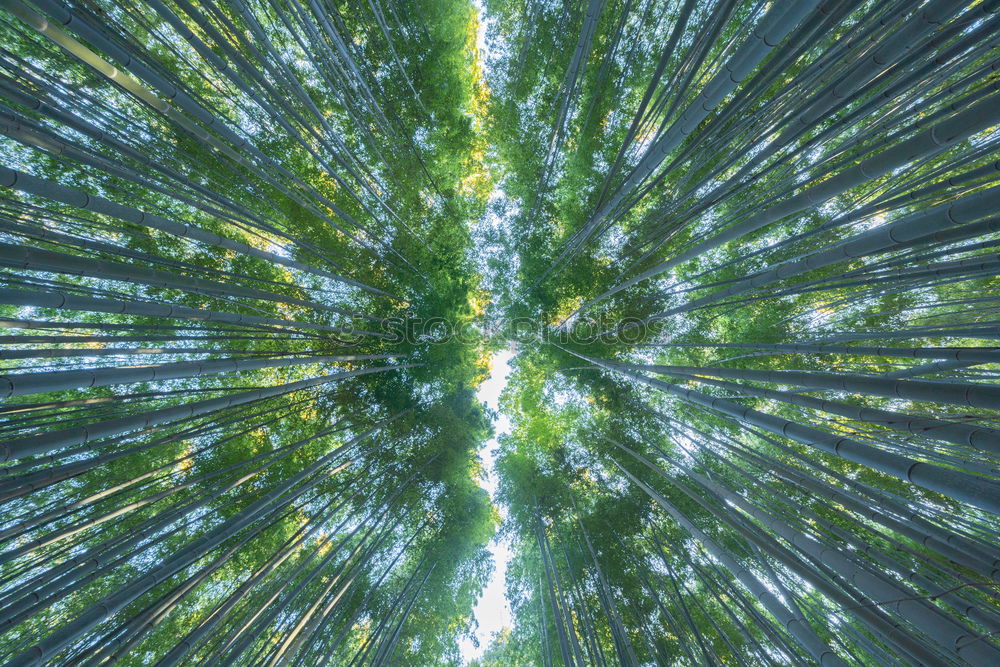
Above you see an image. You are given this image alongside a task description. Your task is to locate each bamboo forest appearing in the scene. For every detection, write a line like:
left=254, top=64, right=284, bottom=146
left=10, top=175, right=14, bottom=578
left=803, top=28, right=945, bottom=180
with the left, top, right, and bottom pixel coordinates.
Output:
left=2, top=0, right=1000, bottom=664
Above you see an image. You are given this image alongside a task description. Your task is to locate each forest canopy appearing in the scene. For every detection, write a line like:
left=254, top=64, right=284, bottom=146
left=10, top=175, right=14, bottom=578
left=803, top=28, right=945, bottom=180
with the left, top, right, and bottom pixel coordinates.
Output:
left=1, top=0, right=999, bottom=665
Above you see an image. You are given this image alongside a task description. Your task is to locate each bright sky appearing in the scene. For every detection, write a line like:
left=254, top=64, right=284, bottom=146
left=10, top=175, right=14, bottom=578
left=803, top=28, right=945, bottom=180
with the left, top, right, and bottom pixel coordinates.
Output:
left=457, top=6, right=515, bottom=662
left=459, top=349, right=515, bottom=663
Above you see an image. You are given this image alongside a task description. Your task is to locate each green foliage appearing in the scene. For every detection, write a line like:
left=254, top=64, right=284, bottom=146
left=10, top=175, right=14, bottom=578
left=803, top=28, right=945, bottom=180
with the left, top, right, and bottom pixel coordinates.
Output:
left=2, top=0, right=1000, bottom=665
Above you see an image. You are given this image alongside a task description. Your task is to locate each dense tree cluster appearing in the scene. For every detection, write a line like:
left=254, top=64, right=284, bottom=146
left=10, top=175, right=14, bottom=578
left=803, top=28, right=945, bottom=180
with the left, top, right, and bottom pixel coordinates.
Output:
left=481, top=0, right=1000, bottom=665
left=0, top=0, right=496, bottom=663
left=1, top=0, right=999, bottom=665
